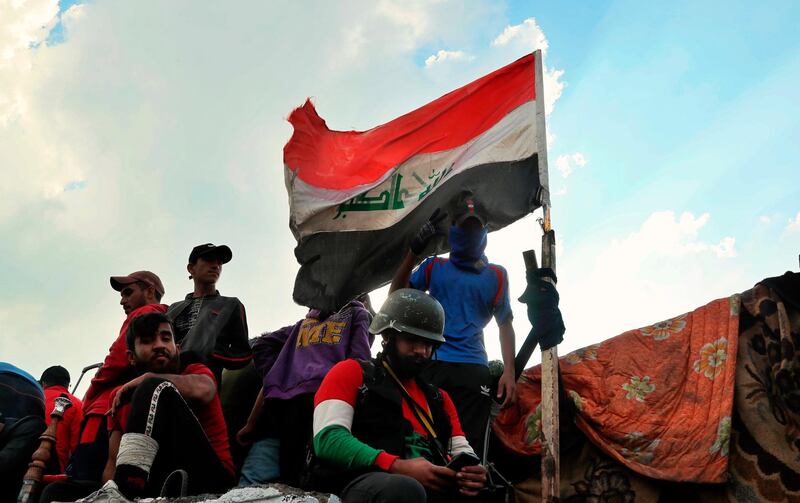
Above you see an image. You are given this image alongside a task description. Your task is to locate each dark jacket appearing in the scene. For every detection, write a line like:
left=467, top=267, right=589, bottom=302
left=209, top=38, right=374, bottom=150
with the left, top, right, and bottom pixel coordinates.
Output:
left=167, top=292, right=251, bottom=373
left=351, top=359, right=452, bottom=461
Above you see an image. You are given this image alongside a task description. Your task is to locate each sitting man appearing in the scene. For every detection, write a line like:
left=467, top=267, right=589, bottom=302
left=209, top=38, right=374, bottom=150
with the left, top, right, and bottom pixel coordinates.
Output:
left=103, top=312, right=235, bottom=498
left=311, top=289, right=487, bottom=502
left=237, top=294, right=373, bottom=487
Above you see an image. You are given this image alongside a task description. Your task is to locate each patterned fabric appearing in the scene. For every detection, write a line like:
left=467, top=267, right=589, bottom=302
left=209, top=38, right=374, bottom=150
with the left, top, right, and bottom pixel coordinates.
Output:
left=495, top=295, right=741, bottom=483
left=730, top=281, right=800, bottom=501
left=513, top=440, right=661, bottom=503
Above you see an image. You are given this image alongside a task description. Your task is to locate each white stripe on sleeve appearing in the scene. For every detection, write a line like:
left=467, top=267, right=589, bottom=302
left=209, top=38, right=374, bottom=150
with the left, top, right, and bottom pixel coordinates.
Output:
left=449, top=435, right=476, bottom=457
left=313, top=399, right=355, bottom=436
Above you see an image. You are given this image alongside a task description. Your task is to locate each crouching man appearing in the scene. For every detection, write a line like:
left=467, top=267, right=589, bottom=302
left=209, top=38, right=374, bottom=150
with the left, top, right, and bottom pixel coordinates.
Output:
left=104, top=312, right=235, bottom=498
left=311, top=289, right=487, bottom=502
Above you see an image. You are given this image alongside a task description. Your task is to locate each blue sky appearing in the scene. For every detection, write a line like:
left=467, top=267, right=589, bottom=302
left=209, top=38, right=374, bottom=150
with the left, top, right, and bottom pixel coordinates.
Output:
left=0, top=0, right=798, bottom=393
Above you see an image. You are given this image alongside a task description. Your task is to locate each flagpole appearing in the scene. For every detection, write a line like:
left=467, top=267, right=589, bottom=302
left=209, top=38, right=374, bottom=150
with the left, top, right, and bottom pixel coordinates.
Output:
left=533, top=49, right=560, bottom=502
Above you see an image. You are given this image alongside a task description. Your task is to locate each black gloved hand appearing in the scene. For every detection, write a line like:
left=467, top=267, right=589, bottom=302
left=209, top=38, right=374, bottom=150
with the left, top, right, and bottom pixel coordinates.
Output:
left=520, top=268, right=565, bottom=351
left=410, top=208, right=447, bottom=256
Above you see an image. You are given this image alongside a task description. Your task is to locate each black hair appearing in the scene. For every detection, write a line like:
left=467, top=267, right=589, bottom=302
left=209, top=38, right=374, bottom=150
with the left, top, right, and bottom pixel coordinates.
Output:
left=40, top=365, right=70, bottom=388
left=126, top=312, right=172, bottom=351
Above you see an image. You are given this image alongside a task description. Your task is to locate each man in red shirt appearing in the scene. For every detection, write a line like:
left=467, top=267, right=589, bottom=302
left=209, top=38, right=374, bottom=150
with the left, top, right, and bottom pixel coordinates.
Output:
left=83, top=270, right=169, bottom=414
left=103, top=311, right=234, bottom=498
left=39, top=366, right=83, bottom=472
left=40, top=271, right=168, bottom=503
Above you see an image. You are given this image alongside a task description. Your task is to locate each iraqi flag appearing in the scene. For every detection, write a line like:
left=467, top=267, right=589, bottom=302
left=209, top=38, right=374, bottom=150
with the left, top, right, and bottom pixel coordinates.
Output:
left=284, top=52, right=550, bottom=311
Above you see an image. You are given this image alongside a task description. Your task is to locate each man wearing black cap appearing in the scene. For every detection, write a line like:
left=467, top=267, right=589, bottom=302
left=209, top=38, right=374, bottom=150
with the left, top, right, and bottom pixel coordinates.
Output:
left=168, top=243, right=250, bottom=381
left=390, top=194, right=517, bottom=460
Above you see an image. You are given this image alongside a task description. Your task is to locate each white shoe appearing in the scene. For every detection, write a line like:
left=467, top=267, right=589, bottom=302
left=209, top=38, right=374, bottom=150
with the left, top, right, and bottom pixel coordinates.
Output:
left=68, top=480, right=132, bottom=503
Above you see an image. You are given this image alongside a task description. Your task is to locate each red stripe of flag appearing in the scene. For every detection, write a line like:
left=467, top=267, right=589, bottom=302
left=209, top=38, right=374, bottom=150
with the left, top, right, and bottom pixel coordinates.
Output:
left=284, top=53, right=535, bottom=191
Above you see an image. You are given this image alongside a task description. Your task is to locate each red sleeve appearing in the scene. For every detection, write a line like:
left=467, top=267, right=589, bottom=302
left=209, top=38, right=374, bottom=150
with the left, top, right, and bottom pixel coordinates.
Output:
left=55, top=410, right=71, bottom=471
left=182, top=363, right=218, bottom=385
left=314, top=359, right=364, bottom=407
left=84, top=304, right=168, bottom=409
left=441, top=389, right=465, bottom=437
left=69, top=404, right=83, bottom=458
left=106, top=384, right=127, bottom=432
left=108, top=403, right=129, bottom=433
left=375, top=452, right=399, bottom=471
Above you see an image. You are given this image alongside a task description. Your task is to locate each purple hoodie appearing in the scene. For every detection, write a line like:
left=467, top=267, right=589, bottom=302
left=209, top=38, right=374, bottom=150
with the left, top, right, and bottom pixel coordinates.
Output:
left=252, top=300, right=373, bottom=400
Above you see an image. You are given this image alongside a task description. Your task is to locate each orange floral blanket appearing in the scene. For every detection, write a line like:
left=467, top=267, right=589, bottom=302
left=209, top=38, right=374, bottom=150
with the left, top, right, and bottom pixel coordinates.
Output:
left=494, top=295, right=741, bottom=483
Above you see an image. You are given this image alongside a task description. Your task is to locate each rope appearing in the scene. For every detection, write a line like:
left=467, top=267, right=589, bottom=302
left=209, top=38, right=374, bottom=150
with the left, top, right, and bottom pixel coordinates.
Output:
left=116, top=433, right=158, bottom=474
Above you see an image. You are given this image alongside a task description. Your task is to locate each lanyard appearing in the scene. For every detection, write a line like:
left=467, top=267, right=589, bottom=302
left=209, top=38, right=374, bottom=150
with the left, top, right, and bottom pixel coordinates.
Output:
left=382, top=361, right=438, bottom=440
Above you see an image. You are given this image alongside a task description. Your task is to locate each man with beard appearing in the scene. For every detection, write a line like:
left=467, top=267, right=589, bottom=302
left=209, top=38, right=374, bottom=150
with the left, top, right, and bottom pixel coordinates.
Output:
left=390, top=195, right=517, bottom=459
left=100, top=312, right=234, bottom=499
left=311, top=289, right=487, bottom=502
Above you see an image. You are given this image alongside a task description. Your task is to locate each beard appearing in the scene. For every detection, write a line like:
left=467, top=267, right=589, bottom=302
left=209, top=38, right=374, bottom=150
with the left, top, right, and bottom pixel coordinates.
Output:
left=133, top=350, right=181, bottom=374
left=385, top=339, right=431, bottom=380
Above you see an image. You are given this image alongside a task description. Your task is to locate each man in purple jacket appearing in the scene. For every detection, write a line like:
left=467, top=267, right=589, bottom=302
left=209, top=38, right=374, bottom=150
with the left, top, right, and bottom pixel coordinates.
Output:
left=236, top=296, right=373, bottom=487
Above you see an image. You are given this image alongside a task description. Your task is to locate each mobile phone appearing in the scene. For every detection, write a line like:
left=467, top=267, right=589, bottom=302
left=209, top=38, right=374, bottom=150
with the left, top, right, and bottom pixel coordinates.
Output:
left=446, top=452, right=480, bottom=471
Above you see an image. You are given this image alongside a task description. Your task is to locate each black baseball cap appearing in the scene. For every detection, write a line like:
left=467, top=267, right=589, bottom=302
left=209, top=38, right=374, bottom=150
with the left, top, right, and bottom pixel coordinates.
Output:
left=189, top=243, right=232, bottom=264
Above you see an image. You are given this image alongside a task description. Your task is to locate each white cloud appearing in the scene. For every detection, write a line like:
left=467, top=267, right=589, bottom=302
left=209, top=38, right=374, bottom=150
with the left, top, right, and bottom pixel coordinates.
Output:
left=598, top=211, right=735, bottom=261
left=0, top=0, right=59, bottom=126
left=61, top=3, right=86, bottom=24
left=424, top=49, right=473, bottom=67
left=787, top=212, right=800, bottom=232
left=490, top=18, right=565, bottom=115
left=491, top=18, right=546, bottom=49
left=759, top=215, right=771, bottom=224
left=0, top=0, right=58, bottom=61
left=712, top=236, right=736, bottom=258
left=555, top=152, right=587, bottom=178
left=375, top=0, right=432, bottom=50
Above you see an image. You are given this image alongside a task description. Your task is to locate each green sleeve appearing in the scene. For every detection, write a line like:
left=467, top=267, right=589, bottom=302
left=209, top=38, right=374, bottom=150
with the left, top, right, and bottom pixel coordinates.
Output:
left=313, top=424, right=382, bottom=469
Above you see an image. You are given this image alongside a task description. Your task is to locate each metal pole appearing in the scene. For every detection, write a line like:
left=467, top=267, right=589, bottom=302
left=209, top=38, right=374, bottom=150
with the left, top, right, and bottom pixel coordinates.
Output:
left=533, top=49, right=560, bottom=502
left=71, top=362, right=102, bottom=395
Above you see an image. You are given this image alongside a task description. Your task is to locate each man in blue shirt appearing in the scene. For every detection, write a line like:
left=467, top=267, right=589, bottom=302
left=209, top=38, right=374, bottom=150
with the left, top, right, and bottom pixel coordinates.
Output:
left=390, top=196, right=517, bottom=458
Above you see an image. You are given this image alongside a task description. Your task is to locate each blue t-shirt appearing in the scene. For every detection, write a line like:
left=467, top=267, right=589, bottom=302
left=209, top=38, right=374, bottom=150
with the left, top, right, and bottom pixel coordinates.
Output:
left=410, top=257, right=513, bottom=365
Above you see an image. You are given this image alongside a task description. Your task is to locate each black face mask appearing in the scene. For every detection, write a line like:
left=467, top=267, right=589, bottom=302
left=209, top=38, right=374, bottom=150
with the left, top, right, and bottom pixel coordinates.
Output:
left=384, top=338, right=431, bottom=380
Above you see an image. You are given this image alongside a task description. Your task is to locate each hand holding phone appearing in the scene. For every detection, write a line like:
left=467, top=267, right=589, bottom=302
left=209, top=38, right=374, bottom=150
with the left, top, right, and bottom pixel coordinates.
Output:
left=446, top=452, right=480, bottom=471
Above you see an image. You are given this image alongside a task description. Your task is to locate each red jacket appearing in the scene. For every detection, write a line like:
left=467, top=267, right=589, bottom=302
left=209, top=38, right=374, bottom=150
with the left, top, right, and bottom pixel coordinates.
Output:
left=83, top=303, right=168, bottom=415
left=44, top=386, right=84, bottom=471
